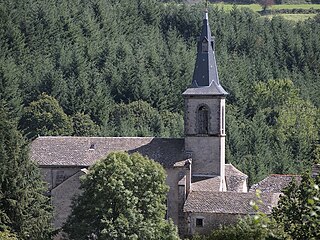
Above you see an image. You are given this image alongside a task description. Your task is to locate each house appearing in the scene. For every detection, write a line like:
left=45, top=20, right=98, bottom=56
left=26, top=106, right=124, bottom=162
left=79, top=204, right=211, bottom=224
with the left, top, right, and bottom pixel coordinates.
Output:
left=30, top=9, right=293, bottom=237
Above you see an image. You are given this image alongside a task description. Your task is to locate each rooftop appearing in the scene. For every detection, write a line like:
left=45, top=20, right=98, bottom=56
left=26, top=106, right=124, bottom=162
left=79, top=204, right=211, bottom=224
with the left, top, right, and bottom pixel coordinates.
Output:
left=184, top=191, right=280, bottom=214
left=31, top=136, right=186, bottom=168
left=250, top=174, right=301, bottom=193
left=191, top=176, right=221, bottom=192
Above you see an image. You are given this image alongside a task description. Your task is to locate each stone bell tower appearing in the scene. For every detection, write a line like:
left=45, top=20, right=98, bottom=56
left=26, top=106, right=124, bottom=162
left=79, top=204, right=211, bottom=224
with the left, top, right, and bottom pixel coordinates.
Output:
left=183, top=9, right=228, bottom=191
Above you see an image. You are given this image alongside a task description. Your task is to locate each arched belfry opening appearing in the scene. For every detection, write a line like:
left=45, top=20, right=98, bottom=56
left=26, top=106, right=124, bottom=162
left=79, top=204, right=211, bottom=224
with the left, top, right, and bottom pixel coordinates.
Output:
left=197, top=105, right=209, bottom=134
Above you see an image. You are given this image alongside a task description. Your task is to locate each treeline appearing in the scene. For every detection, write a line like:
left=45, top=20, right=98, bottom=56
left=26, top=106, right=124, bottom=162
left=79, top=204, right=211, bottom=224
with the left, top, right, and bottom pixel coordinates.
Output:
left=172, top=0, right=320, bottom=5
left=1, top=0, right=320, bottom=183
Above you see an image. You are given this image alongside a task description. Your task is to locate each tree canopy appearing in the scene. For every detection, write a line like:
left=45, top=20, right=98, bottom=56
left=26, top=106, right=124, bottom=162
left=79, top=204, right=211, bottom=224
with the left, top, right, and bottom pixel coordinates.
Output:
left=64, top=152, right=179, bottom=240
left=0, top=0, right=319, bottom=183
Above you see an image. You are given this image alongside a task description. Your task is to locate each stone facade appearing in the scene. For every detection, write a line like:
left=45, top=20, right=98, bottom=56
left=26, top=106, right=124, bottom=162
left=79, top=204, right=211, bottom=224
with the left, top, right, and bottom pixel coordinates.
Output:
left=187, top=213, right=244, bottom=235
left=184, top=97, right=225, bottom=136
left=40, top=167, right=83, bottom=190
left=51, top=169, right=86, bottom=228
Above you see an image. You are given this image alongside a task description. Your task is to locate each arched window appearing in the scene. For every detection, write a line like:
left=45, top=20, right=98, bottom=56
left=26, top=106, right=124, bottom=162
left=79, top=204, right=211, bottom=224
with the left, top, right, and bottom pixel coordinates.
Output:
left=198, top=105, right=209, bottom=134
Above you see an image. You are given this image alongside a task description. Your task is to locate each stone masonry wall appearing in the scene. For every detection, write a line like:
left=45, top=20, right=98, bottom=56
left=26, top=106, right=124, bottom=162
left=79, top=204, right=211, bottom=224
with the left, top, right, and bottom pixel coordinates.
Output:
left=186, top=212, right=244, bottom=236
left=51, top=170, right=85, bottom=229
left=40, top=167, right=83, bottom=190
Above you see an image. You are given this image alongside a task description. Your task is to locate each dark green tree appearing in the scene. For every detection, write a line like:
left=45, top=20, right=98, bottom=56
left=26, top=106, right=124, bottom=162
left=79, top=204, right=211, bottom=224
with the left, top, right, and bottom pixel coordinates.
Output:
left=64, top=152, right=179, bottom=240
left=72, top=112, right=100, bottom=136
left=20, top=93, right=73, bottom=139
left=0, top=102, right=52, bottom=239
left=107, top=101, right=163, bottom=137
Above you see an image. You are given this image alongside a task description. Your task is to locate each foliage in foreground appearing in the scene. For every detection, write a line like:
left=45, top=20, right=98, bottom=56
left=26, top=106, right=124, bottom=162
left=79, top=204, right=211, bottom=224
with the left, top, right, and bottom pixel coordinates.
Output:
left=0, top=230, right=17, bottom=240
left=192, top=216, right=287, bottom=240
left=63, top=152, right=179, bottom=240
left=0, top=102, right=52, bottom=240
left=273, top=173, right=320, bottom=240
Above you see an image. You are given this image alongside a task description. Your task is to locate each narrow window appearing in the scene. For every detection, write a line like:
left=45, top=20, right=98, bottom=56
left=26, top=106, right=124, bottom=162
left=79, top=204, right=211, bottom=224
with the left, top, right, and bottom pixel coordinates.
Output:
left=202, top=39, right=208, bottom=52
left=55, top=170, right=65, bottom=186
left=196, top=218, right=204, bottom=227
left=198, top=106, right=209, bottom=134
left=221, top=105, right=225, bottom=135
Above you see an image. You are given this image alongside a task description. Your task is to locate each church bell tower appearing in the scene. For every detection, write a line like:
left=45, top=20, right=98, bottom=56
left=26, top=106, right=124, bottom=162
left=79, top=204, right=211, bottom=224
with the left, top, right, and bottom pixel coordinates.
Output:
left=183, top=9, right=228, bottom=191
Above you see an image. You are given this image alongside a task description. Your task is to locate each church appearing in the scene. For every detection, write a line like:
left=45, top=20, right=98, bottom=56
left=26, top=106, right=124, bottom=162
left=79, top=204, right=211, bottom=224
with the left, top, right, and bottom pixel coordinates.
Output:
left=30, top=9, right=293, bottom=237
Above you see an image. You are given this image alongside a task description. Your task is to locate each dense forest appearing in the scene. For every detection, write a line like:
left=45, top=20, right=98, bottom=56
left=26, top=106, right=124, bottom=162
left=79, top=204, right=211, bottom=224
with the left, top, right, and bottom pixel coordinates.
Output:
left=1, top=0, right=320, bottom=184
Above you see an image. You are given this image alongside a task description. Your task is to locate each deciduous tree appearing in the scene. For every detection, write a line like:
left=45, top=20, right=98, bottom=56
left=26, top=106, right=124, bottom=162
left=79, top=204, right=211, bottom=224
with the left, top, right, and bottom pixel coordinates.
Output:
left=273, top=173, right=320, bottom=240
left=72, top=112, right=99, bottom=136
left=64, top=152, right=179, bottom=240
left=20, top=93, right=73, bottom=139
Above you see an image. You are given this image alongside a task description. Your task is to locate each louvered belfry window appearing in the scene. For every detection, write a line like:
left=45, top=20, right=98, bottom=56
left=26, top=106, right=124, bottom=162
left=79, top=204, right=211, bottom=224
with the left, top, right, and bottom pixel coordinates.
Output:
left=198, top=105, right=209, bottom=134
left=202, top=38, right=208, bottom=52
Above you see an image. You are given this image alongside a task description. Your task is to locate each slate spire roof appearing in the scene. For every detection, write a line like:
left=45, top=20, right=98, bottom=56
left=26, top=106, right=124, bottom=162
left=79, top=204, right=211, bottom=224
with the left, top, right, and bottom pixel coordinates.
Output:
left=183, top=9, right=227, bottom=96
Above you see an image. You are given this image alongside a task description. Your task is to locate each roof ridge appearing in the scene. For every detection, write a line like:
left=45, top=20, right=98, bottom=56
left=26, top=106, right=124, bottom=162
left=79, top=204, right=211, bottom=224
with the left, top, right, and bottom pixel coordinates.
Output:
left=269, top=174, right=301, bottom=177
left=36, top=136, right=184, bottom=140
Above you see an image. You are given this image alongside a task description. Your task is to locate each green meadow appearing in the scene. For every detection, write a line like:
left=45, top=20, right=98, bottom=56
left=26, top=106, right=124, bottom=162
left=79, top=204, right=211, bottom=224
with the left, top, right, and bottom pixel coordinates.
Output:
left=214, top=3, right=320, bottom=12
left=213, top=3, right=320, bottom=21
left=263, top=13, right=317, bottom=21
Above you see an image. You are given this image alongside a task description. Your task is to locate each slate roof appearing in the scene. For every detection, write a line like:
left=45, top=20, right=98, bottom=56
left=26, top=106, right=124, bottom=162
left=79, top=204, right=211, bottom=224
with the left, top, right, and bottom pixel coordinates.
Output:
left=187, top=164, right=247, bottom=192
left=225, top=164, right=248, bottom=178
left=250, top=174, right=301, bottom=193
left=191, top=176, right=221, bottom=192
left=184, top=191, right=280, bottom=214
left=31, top=136, right=185, bottom=168
left=183, top=10, right=227, bottom=96
left=183, top=81, right=228, bottom=96
left=225, top=163, right=248, bottom=191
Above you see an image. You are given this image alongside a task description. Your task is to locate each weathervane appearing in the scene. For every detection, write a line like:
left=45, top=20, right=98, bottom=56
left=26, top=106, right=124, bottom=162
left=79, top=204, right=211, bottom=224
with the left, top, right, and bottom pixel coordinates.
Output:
left=205, top=0, right=208, bottom=11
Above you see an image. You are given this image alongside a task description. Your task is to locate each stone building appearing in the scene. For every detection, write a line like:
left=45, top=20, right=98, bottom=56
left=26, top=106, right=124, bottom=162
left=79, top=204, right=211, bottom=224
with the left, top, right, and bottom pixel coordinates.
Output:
left=30, top=9, right=291, bottom=237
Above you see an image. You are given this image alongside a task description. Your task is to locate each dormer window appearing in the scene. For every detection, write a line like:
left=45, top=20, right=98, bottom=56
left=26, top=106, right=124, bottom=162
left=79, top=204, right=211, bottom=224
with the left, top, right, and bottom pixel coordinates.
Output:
left=202, top=38, right=208, bottom=52
left=89, top=143, right=95, bottom=150
left=198, top=105, right=209, bottom=134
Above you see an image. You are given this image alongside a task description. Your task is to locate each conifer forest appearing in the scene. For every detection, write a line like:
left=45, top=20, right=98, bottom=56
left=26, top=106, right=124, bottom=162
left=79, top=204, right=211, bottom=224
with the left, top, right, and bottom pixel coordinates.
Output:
left=1, top=0, right=320, bottom=186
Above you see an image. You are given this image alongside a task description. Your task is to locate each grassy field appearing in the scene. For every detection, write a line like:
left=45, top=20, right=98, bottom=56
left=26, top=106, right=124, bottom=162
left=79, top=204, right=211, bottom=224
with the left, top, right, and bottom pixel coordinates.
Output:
left=263, top=13, right=317, bottom=21
left=272, top=4, right=320, bottom=10
left=214, top=3, right=320, bottom=12
left=213, top=3, right=319, bottom=21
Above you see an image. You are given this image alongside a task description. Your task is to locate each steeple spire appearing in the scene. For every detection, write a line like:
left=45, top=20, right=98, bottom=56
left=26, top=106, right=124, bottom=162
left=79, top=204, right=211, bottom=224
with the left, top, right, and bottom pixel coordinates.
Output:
left=185, top=8, right=227, bottom=96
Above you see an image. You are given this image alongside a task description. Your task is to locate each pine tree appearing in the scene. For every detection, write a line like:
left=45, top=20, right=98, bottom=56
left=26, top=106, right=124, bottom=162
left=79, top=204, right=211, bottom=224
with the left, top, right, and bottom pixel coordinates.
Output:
left=0, top=101, right=52, bottom=239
